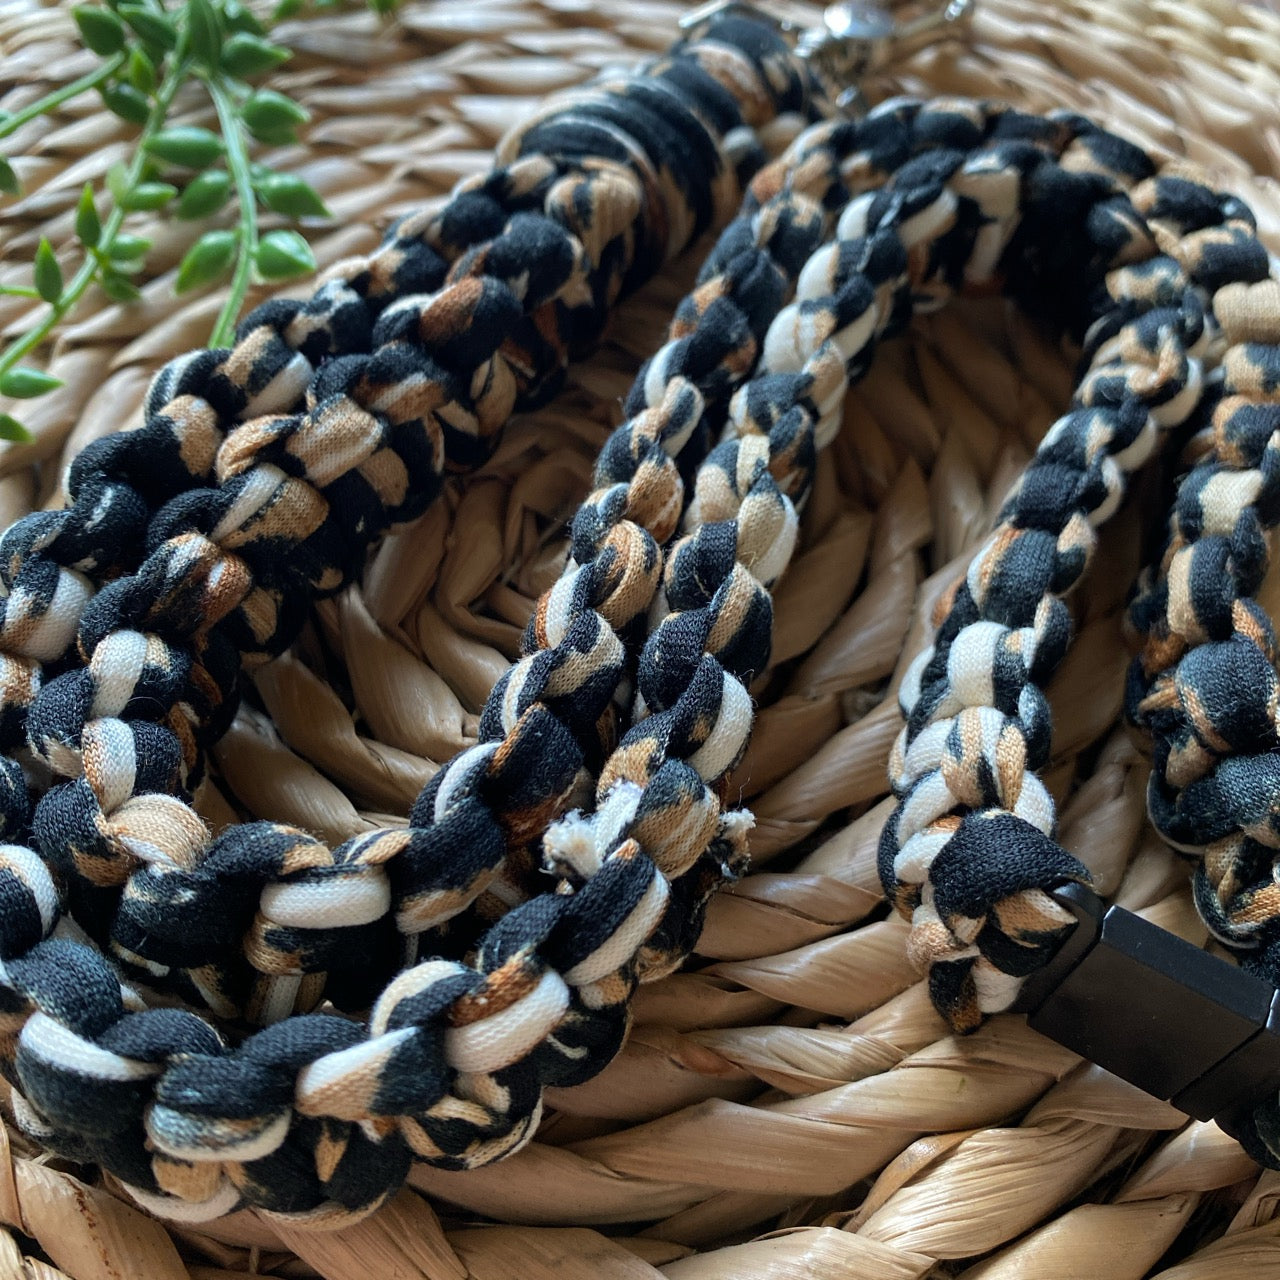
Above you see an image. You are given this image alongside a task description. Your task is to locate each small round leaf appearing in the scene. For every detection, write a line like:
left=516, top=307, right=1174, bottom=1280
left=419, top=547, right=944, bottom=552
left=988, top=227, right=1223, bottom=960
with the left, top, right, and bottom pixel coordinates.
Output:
left=0, top=414, right=31, bottom=442
left=105, top=162, right=130, bottom=203
left=33, top=238, right=62, bottom=304
left=75, top=184, right=102, bottom=248
left=72, top=5, right=127, bottom=56
left=120, top=181, right=178, bottom=211
left=255, top=172, right=329, bottom=218
left=100, top=82, right=150, bottom=125
left=176, top=170, right=231, bottom=220
left=187, top=0, right=223, bottom=68
left=0, top=367, right=63, bottom=398
left=176, top=229, right=238, bottom=292
left=127, top=47, right=157, bottom=95
left=107, top=234, right=152, bottom=263
left=255, top=228, right=315, bottom=280
left=118, top=4, right=177, bottom=51
left=240, top=89, right=309, bottom=144
left=220, top=32, right=290, bottom=77
left=145, top=126, right=224, bottom=169
left=100, top=270, right=142, bottom=303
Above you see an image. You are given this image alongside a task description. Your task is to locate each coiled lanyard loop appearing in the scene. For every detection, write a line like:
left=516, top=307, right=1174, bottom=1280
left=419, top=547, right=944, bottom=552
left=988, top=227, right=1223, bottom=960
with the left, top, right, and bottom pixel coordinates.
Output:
left=0, top=0, right=1277, bottom=1226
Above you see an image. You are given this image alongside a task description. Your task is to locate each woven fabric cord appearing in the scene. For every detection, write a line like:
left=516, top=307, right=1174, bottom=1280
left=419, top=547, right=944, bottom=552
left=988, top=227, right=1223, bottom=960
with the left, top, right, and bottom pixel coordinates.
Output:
left=94, top=104, right=841, bottom=1031
left=881, top=143, right=1277, bottom=1114
left=0, top=94, right=1256, bottom=1225
left=4, top=14, right=819, bottom=990
left=1125, top=272, right=1280, bottom=1165
left=0, top=9, right=831, bottom=1221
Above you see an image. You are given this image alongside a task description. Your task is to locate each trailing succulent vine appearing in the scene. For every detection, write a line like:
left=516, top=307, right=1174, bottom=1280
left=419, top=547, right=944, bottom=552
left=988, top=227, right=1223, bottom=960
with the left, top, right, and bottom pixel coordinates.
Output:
left=0, top=0, right=389, bottom=439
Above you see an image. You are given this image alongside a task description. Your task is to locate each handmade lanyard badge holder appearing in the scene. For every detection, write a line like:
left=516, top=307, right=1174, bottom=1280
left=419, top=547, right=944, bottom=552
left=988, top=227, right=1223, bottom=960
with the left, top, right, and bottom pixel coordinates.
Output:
left=0, top=0, right=1277, bottom=1227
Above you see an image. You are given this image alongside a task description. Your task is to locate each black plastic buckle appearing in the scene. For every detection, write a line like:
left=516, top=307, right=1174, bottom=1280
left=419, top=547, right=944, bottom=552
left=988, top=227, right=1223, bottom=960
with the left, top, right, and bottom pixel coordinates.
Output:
left=1013, top=882, right=1280, bottom=1140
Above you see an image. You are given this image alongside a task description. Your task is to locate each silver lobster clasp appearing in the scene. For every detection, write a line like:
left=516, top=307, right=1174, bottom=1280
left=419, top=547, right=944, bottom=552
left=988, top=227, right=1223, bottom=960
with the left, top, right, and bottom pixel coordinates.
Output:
left=681, top=1, right=974, bottom=114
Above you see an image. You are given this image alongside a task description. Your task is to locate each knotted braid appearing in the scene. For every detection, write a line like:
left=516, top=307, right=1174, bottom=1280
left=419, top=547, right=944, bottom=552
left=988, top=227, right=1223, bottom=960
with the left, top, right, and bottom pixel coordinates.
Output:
left=9, top=15, right=822, bottom=982
left=1124, top=257, right=1280, bottom=1162
left=538, top=97, right=1024, bottom=975
left=0, top=99, right=1229, bottom=1227
left=559, top=101, right=1199, bottom=994
left=100, top=98, right=1109, bottom=1023
left=90, top=118, right=853, bottom=1024
left=0, top=11, right=812, bottom=765
left=881, top=165, right=1275, bottom=1033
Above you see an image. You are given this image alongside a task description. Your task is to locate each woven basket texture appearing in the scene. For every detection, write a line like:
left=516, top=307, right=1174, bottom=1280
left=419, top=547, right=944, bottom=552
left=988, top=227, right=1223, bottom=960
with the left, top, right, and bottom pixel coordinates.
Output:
left=2, top=0, right=1280, bottom=1276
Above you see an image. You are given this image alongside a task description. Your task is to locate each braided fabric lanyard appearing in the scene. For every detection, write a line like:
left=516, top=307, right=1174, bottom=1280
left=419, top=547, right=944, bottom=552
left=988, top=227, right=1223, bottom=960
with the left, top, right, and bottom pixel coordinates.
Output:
left=0, top=11, right=1276, bottom=1230
left=882, top=170, right=1280, bottom=1150
left=0, top=9, right=819, bottom=877
left=1122, top=282, right=1280, bottom=1160
left=0, top=9, right=827, bottom=1218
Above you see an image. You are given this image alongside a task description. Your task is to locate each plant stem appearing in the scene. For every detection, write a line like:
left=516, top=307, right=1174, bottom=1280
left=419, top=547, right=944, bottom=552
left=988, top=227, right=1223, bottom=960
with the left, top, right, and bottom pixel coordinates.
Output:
left=0, top=54, right=126, bottom=141
left=205, top=76, right=256, bottom=349
left=0, top=46, right=190, bottom=378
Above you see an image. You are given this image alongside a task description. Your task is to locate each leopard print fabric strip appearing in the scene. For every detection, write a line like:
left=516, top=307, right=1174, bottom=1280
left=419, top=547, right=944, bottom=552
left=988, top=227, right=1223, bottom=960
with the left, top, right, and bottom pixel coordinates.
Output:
left=0, top=94, right=1260, bottom=1225
left=2, top=7, right=821, bottom=927
left=90, top=101, right=845, bottom=1030
left=881, top=146, right=1279, bottom=1144
left=1125, top=272, right=1280, bottom=1165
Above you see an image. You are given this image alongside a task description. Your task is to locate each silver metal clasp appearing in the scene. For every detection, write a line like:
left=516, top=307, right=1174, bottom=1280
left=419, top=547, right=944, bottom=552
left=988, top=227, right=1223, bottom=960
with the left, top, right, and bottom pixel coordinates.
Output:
left=804, top=2, right=973, bottom=81
left=681, top=1, right=974, bottom=114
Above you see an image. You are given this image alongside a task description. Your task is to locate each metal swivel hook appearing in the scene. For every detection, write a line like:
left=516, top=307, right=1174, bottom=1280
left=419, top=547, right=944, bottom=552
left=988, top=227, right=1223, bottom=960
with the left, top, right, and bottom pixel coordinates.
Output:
left=682, top=1, right=974, bottom=113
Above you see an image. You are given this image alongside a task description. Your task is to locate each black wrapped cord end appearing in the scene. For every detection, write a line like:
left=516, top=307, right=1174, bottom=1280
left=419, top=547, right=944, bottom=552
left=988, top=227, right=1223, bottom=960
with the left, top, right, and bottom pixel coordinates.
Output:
left=1013, top=882, right=1280, bottom=1146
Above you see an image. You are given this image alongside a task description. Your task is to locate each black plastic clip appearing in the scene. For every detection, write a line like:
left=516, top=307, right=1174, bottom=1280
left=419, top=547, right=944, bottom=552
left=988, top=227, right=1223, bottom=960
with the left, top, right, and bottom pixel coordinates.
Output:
left=1013, top=882, right=1280, bottom=1139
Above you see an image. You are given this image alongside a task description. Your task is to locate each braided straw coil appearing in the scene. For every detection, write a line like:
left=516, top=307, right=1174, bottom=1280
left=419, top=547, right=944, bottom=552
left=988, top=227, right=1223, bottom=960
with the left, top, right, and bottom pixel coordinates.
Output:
left=1, top=0, right=1280, bottom=1276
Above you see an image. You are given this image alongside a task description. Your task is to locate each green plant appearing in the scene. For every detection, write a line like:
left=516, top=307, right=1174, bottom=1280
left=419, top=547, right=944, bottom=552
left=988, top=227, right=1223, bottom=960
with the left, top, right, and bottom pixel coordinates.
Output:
left=0, top=0, right=382, bottom=440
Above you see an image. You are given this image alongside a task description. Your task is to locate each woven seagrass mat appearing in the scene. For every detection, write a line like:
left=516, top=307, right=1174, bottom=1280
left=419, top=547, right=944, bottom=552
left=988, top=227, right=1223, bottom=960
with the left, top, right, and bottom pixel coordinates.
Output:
left=3, top=0, right=1280, bottom=1276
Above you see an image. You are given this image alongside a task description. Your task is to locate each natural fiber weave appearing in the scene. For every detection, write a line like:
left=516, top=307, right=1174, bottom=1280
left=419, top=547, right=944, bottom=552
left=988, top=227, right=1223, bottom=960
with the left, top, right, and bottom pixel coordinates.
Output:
left=2, top=0, right=1280, bottom=1275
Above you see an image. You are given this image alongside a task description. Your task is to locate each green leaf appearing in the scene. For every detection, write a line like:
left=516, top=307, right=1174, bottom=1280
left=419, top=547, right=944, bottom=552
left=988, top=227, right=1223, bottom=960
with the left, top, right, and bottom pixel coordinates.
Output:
left=272, top=0, right=304, bottom=19
left=100, top=269, right=142, bottom=303
left=107, top=233, right=151, bottom=262
left=0, top=366, right=62, bottom=398
left=240, top=89, right=308, bottom=144
left=145, top=126, right=224, bottom=169
left=220, top=32, right=290, bottom=77
left=0, top=414, right=31, bottom=442
left=105, top=161, right=130, bottom=204
left=176, top=169, right=231, bottom=220
left=187, top=0, right=223, bottom=69
left=33, top=238, right=62, bottom=304
left=255, top=228, right=314, bottom=280
left=120, top=181, right=177, bottom=211
left=100, top=82, right=150, bottom=125
left=255, top=171, right=329, bottom=218
left=118, top=3, right=178, bottom=52
left=72, top=5, right=126, bottom=56
left=368, top=0, right=397, bottom=15
left=127, top=47, right=157, bottom=95
left=175, top=228, right=238, bottom=292
left=75, top=184, right=102, bottom=249
left=224, top=0, right=267, bottom=35
left=0, top=158, right=19, bottom=197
